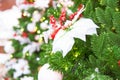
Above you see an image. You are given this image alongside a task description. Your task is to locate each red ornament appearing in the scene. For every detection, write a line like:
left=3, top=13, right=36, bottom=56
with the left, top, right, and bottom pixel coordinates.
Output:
left=69, top=14, right=74, bottom=20
left=118, top=60, right=120, bottom=66
left=4, top=78, right=9, bottom=80
left=22, top=32, right=28, bottom=38
left=13, top=33, right=17, bottom=37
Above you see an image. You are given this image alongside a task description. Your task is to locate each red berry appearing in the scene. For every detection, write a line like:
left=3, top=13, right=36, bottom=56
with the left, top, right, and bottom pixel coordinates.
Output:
left=69, top=14, right=74, bottom=20
left=22, top=32, right=28, bottom=38
left=13, top=33, right=17, bottom=37
left=50, top=15, right=56, bottom=25
left=118, top=60, right=120, bottom=66
left=4, top=78, right=9, bottom=80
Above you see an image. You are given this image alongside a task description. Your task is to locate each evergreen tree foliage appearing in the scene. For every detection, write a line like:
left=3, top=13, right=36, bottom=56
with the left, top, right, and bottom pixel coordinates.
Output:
left=6, top=0, right=120, bottom=80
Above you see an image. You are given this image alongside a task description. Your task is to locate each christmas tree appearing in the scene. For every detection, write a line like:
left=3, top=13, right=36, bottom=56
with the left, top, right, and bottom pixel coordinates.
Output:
left=3, top=0, right=120, bottom=80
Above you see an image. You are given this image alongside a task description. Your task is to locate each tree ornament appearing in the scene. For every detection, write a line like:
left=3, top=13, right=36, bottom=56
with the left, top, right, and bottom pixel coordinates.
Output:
left=4, top=41, right=15, bottom=54
left=13, top=33, right=17, bottom=37
left=32, top=11, right=41, bottom=23
left=51, top=4, right=99, bottom=57
left=12, top=59, right=30, bottom=79
left=34, top=0, right=50, bottom=9
left=22, top=32, right=28, bottom=38
left=0, top=54, right=11, bottom=64
left=27, top=23, right=37, bottom=33
left=59, top=8, right=66, bottom=25
left=34, top=35, right=40, bottom=41
left=0, top=64, right=8, bottom=79
left=49, top=15, right=57, bottom=28
left=38, top=63, right=63, bottom=80
left=22, top=42, right=41, bottom=56
left=40, top=20, right=49, bottom=30
left=4, top=77, right=11, bottom=80
left=118, top=60, right=120, bottom=66
left=20, top=76, right=34, bottom=80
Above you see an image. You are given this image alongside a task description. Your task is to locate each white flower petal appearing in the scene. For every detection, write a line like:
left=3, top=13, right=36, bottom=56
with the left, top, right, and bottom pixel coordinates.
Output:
left=34, top=0, right=50, bottom=8
left=52, top=18, right=99, bottom=57
left=52, top=30, right=74, bottom=57
left=71, top=18, right=98, bottom=40
left=14, top=71, right=22, bottom=79
left=23, top=45, right=31, bottom=54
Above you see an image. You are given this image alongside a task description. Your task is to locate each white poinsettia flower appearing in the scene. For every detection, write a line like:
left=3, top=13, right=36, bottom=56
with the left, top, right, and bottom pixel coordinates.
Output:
left=43, top=30, right=51, bottom=43
left=18, top=4, right=34, bottom=10
left=0, top=64, right=8, bottom=78
left=5, top=58, right=17, bottom=70
left=16, top=0, right=25, bottom=6
left=40, top=20, right=49, bottom=30
left=32, top=11, right=41, bottom=23
left=23, top=42, right=41, bottom=55
left=42, top=24, right=53, bottom=43
left=59, top=0, right=74, bottom=7
left=20, top=76, right=34, bottom=80
left=12, top=59, right=30, bottom=79
left=27, top=23, right=36, bottom=33
left=0, top=54, right=11, bottom=64
left=4, top=41, right=15, bottom=54
left=34, top=0, right=50, bottom=9
left=70, top=18, right=98, bottom=41
left=52, top=18, right=98, bottom=57
left=14, top=36, right=31, bottom=44
left=52, top=29, right=75, bottom=57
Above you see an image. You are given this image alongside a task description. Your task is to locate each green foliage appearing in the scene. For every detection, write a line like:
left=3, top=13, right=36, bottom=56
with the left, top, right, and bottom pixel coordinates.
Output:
left=44, top=7, right=61, bottom=18
left=96, top=7, right=106, bottom=25
left=99, top=0, right=107, bottom=6
left=91, top=33, right=110, bottom=57
left=84, top=0, right=96, bottom=18
left=84, top=73, right=113, bottom=80
left=9, top=0, right=120, bottom=80
left=106, top=0, right=118, bottom=8
left=104, top=6, right=114, bottom=27
left=91, top=32, right=120, bottom=79
left=113, top=12, right=120, bottom=33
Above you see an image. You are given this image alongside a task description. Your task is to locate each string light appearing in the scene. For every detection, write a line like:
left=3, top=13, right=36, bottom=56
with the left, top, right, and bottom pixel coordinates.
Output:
left=36, top=57, right=40, bottom=61
left=57, top=4, right=62, bottom=8
left=115, top=8, right=119, bottom=12
left=31, top=18, right=33, bottom=21
left=37, top=30, right=41, bottom=34
left=65, top=65, right=68, bottom=71
left=10, top=55, right=13, bottom=58
left=111, top=65, right=114, bottom=68
left=40, top=17, right=46, bottom=22
left=34, top=27, right=38, bottom=32
left=38, top=37, right=43, bottom=43
left=26, top=53, right=29, bottom=56
left=21, top=28, right=24, bottom=32
left=74, top=52, right=80, bottom=58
